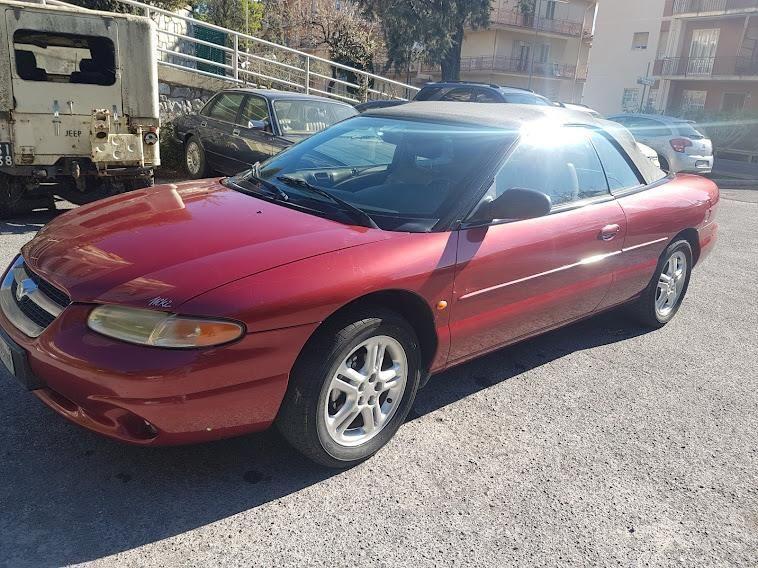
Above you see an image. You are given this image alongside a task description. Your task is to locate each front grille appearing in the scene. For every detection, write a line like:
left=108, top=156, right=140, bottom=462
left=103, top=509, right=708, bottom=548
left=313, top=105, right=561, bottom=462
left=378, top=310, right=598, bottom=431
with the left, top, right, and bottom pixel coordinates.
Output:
left=0, top=257, right=71, bottom=337
left=25, top=268, right=71, bottom=309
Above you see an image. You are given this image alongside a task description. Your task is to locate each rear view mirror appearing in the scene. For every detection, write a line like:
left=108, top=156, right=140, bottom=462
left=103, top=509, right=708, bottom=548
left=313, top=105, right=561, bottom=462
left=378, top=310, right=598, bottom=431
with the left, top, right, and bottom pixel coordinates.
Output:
left=476, top=187, right=552, bottom=222
left=248, top=119, right=268, bottom=130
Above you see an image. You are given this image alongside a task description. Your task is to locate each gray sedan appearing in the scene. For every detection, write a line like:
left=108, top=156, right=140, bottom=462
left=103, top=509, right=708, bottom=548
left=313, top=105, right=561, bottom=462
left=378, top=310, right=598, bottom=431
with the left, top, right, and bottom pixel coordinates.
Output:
left=175, top=89, right=357, bottom=178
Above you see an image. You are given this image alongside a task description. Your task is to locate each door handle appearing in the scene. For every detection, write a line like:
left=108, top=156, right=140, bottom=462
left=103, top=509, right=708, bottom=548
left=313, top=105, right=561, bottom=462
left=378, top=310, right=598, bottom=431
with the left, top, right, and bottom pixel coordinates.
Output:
left=232, top=128, right=241, bottom=136
left=599, top=224, right=621, bottom=241
left=200, top=121, right=207, bottom=128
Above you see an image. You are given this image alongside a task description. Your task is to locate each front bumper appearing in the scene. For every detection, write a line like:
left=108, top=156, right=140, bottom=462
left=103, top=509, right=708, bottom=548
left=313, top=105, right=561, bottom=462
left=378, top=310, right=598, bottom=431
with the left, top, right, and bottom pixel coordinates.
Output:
left=0, top=301, right=317, bottom=445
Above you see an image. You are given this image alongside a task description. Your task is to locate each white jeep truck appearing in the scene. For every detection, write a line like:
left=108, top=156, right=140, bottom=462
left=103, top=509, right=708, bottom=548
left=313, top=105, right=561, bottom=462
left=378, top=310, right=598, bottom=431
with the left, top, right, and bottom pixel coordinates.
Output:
left=0, top=0, right=160, bottom=217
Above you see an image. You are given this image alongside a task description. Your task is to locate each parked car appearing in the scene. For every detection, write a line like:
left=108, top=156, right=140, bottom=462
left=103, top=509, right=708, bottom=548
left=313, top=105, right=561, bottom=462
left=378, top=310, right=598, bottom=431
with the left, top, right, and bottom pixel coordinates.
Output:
left=556, top=102, right=601, bottom=117
left=0, top=103, right=719, bottom=468
left=174, top=89, right=357, bottom=177
left=607, top=114, right=713, bottom=174
left=354, top=99, right=407, bottom=113
left=356, top=81, right=553, bottom=113
left=415, top=81, right=553, bottom=105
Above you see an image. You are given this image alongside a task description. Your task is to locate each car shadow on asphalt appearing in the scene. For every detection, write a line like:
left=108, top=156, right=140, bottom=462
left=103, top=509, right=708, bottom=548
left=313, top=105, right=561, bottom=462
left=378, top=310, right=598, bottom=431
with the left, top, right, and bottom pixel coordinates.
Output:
left=0, top=204, right=68, bottom=235
left=0, top=310, right=651, bottom=567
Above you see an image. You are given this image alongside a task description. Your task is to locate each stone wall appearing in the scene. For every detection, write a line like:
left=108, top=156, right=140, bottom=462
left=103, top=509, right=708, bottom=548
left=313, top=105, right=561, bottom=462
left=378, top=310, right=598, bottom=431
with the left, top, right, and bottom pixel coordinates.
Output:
left=158, top=82, right=211, bottom=122
left=152, top=8, right=196, bottom=69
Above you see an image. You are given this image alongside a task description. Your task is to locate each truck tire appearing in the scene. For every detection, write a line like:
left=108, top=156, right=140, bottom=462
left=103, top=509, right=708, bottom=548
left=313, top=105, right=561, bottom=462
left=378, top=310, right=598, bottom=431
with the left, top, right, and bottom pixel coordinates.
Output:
left=0, top=175, right=53, bottom=219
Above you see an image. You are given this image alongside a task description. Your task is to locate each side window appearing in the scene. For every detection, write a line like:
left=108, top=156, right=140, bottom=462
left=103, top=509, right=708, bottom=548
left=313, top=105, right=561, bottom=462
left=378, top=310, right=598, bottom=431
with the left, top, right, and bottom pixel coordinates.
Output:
left=474, top=89, right=500, bottom=103
left=634, top=118, right=672, bottom=138
left=440, top=88, right=474, bottom=102
left=486, top=127, right=609, bottom=210
left=240, top=95, right=269, bottom=126
left=589, top=131, right=643, bottom=190
left=207, top=92, right=245, bottom=123
left=414, top=85, right=445, bottom=101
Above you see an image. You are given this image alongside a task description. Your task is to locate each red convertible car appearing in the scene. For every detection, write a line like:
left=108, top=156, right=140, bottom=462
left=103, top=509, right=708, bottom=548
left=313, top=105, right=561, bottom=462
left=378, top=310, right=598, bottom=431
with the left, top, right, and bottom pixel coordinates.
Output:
left=0, top=104, right=719, bottom=467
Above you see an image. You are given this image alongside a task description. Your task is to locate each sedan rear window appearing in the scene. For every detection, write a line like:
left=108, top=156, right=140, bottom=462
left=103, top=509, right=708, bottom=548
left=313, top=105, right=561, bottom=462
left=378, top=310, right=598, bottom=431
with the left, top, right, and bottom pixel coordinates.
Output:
left=674, top=122, right=706, bottom=139
left=501, top=93, right=552, bottom=106
left=273, top=100, right=357, bottom=136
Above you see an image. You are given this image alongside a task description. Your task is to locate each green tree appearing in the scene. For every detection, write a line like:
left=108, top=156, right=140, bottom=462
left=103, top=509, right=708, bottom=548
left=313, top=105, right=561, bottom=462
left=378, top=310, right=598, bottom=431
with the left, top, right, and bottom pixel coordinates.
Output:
left=191, top=0, right=264, bottom=35
left=357, top=0, right=490, bottom=80
left=66, top=0, right=186, bottom=13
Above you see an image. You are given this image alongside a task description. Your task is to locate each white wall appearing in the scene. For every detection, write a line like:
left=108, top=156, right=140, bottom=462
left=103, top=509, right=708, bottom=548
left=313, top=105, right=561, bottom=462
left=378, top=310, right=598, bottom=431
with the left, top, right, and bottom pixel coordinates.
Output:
left=583, top=0, right=666, bottom=115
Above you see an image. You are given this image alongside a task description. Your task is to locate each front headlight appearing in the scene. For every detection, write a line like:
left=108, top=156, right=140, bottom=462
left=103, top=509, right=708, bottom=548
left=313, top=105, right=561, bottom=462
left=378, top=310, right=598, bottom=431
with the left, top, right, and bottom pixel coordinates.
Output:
left=87, top=305, right=245, bottom=348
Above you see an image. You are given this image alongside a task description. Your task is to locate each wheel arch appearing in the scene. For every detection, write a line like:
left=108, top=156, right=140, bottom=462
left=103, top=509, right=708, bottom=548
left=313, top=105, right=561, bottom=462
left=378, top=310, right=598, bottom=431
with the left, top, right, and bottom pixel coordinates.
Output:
left=307, top=289, right=439, bottom=376
left=670, top=228, right=700, bottom=265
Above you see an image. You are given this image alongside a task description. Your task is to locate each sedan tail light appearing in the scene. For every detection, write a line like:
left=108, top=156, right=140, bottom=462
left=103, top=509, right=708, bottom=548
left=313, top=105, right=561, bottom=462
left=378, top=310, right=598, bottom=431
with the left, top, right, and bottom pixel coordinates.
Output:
left=670, top=138, right=693, bottom=153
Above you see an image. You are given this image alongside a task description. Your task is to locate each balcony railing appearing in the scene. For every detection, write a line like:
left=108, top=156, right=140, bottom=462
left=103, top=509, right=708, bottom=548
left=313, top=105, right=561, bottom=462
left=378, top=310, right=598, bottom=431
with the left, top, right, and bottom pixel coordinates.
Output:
left=656, top=56, right=758, bottom=76
left=457, top=56, right=580, bottom=79
left=672, top=0, right=758, bottom=15
left=488, top=9, right=585, bottom=38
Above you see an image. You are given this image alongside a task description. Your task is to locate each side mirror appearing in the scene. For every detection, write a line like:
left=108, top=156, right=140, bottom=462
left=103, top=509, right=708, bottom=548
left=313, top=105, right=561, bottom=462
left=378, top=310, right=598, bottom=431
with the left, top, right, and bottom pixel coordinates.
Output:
left=248, top=119, right=268, bottom=130
left=475, top=187, right=552, bottom=222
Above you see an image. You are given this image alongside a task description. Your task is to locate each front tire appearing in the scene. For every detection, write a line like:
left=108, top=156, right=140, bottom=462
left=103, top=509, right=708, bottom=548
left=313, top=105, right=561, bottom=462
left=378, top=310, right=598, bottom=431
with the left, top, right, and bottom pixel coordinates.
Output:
left=630, top=239, right=693, bottom=327
left=277, top=307, right=422, bottom=468
left=184, top=137, right=209, bottom=179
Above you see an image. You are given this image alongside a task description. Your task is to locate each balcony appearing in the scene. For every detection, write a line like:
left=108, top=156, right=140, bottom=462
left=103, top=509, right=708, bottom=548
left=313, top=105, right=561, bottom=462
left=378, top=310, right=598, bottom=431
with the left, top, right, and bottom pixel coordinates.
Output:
left=671, top=0, right=758, bottom=16
left=487, top=9, right=585, bottom=38
left=458, top=56, right=580, bottom=79
left=655, top=56, right=758, bottom=77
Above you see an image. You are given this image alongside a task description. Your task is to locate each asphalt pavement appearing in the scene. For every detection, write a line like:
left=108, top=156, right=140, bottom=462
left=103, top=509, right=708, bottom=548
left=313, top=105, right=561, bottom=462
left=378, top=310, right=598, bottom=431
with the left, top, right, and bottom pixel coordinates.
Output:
left=0, top=191, right=756, bottom=568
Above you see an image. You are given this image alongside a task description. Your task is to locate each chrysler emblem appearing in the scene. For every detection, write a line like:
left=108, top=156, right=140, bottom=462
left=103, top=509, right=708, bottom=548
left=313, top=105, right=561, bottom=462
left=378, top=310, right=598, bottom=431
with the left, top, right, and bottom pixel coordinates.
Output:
left=15, top=278, right=38, bottom=302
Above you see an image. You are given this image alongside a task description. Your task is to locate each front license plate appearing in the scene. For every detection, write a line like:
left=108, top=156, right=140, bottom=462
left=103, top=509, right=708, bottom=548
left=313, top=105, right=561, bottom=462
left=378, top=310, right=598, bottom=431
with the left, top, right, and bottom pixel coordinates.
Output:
left=0, top=142, right=12, bottom=167
left=0, top=334, right=15, bottom=375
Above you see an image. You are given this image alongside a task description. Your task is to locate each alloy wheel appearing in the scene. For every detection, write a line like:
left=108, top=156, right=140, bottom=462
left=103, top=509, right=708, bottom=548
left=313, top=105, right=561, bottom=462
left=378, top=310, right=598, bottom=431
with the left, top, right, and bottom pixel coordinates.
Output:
left=655, top=251, right=687, bottom=318
left=323, top=335, right=408, bottom=447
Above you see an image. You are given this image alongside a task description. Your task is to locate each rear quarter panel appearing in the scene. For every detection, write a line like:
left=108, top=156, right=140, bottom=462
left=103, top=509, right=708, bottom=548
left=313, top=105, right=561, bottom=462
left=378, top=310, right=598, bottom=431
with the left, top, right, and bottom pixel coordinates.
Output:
left=601, top=174, right=719, bottom=309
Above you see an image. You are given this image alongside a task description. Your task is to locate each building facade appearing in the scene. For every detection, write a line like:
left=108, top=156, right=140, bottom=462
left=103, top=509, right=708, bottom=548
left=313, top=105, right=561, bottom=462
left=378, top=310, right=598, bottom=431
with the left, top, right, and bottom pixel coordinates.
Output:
left=422, top=0, right=597, bottom=102
left=583, top=0, right=666, bottom=115
left=655, top=0, right=758, bottom=114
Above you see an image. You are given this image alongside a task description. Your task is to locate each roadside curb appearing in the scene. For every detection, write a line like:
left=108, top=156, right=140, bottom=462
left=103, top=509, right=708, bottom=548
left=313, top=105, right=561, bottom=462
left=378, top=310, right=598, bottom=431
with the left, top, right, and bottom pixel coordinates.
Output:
left=707, top=178, right=758, bottom=190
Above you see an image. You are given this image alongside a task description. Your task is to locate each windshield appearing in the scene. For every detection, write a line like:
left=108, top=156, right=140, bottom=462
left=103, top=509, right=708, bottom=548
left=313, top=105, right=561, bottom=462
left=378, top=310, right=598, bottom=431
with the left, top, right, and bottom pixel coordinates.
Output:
left=273, top=100, right=357, bottom=136
left=674, top=122, right=706, bottom=139
left=226, top=116, right=514, bottom=232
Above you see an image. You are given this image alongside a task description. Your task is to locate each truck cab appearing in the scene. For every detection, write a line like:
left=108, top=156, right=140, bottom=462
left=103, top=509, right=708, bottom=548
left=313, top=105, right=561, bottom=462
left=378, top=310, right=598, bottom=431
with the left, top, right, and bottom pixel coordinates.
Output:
left=0, top=0, right=160, bottom=216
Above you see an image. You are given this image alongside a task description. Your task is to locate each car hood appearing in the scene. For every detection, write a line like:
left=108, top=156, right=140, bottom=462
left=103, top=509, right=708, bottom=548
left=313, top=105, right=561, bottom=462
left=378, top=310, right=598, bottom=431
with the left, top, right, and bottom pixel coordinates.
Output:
left=22, top=180, right=390, bottom=309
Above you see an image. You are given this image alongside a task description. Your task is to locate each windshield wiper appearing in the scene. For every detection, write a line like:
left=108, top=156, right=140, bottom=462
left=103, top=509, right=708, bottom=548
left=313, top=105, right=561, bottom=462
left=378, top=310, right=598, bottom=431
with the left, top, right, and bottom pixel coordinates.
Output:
left=276, top=175, right=379, bottom=229
left=233, top=162, right=290, bottom=201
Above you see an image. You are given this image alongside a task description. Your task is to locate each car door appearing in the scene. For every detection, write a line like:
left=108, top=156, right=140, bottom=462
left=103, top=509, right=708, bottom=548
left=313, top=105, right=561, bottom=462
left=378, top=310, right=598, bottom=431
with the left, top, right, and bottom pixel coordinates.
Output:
left=448, top=126, right=628, bottom=364
left=231, top=94, right=288, bottom=169
left=199, top=91, right=246, bottom=174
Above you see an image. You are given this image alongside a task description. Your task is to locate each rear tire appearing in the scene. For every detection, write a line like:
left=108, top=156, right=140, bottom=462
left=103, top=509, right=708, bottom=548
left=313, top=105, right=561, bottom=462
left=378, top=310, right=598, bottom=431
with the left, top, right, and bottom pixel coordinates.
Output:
left=277, top=306, right=422, bottom=468
left=0, top=174, right=53, bottom=219
left=184, top=137, right=209, bottom=179
left=629, top=239, right=693, bottom=328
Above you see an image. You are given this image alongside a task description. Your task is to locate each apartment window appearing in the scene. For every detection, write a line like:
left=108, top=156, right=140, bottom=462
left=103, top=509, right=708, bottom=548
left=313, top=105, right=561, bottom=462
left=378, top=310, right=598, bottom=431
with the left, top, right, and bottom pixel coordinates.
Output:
left=657, top=31, right=670, bottom=58
left=632, top=32, right=649, bottom=50
left=681, top=90, right=707, bottom=112
left=622, top=88, right=640, bottom=112
left=722, top=93, right=748, bottom=112
left=545, top=0, right=557, bottom=20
